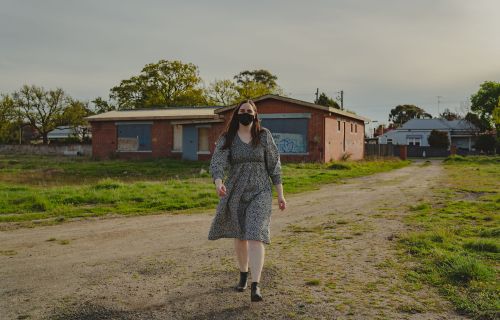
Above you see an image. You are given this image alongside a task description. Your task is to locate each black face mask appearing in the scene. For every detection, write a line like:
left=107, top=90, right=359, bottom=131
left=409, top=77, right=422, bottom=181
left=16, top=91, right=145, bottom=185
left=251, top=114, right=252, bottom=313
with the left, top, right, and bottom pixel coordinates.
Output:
left=237, top=113, right=254, bottom=126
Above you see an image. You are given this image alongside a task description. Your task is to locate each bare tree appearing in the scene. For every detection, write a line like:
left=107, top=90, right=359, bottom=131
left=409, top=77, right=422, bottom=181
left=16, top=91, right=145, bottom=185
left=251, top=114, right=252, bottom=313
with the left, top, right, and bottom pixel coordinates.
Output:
left=13, top=85, right=68, bottom=144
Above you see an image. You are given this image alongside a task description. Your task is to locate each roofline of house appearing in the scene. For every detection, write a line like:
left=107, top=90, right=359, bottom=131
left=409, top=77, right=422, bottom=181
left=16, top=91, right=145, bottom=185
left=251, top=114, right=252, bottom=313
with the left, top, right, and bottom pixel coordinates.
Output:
left=213, top=94, right=369, bottom=122
left=86, top=115, right=221, bottom=122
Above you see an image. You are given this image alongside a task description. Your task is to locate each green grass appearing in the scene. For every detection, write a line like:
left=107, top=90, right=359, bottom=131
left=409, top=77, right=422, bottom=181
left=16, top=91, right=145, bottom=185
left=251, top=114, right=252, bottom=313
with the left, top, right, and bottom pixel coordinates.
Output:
left=399, top=156, right=500, bottom=319
left=0, top=155, right=409, bottom=224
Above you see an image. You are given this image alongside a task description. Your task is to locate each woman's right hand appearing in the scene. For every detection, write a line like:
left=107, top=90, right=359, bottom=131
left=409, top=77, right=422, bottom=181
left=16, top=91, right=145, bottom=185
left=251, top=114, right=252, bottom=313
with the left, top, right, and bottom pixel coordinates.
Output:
left=214, top=179, right=227, bottom=198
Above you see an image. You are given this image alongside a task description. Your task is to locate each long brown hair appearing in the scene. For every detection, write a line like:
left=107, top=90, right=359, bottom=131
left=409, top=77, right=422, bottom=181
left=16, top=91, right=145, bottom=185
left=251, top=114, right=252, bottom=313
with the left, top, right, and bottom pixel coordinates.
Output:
left=221, top=100, right=263, bottom=149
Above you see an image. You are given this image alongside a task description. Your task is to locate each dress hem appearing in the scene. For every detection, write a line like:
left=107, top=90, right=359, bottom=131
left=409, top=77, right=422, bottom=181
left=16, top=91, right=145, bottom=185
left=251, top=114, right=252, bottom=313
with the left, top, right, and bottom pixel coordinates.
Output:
left=208, top=234, right=271, bottom=245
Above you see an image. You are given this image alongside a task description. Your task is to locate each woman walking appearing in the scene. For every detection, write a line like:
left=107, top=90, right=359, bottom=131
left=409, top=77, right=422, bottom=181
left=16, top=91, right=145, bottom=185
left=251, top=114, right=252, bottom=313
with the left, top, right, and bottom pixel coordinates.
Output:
left=208, top=100, right=287, bottom=302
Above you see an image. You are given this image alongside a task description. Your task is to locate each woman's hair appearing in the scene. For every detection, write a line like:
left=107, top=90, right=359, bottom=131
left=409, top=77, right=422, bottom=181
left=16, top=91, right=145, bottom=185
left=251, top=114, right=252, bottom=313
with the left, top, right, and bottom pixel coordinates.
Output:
left=221, top=99, right=263, bottom=149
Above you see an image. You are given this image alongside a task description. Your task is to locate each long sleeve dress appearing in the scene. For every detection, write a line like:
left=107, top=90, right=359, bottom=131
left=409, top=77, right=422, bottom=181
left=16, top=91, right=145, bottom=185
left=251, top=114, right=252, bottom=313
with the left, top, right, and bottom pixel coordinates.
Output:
left=208, top=127, right=282, bottom=245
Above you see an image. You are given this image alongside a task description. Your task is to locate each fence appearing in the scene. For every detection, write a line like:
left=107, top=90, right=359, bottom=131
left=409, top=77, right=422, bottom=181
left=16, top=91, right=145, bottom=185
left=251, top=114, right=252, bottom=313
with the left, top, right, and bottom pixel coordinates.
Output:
left=0, top=144, right=92, bottom=156
left=407, top=146, right=449, bottom=158
left=365, top=143, right=396, bottom=157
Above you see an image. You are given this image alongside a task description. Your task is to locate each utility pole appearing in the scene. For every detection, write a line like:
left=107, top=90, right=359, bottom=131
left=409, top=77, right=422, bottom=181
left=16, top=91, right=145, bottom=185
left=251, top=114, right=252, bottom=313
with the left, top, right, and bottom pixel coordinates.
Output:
left=437, top=95, right=443, bottom=116
left=340, top=90, right=344, bottom=110
left=315, top=88, right=319, bottom=103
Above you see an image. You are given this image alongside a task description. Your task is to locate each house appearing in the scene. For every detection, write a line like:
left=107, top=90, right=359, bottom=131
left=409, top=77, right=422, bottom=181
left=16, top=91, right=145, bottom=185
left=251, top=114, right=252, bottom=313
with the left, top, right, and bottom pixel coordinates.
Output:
left=86, top=107, right=223, bottom=160
left=215, top=95, right=368, bottom=162
left=86, top=94, right=368, bottom=162
left=47, top=126, right=92, bottom=141
left=378, top=119, right=479, bottom=150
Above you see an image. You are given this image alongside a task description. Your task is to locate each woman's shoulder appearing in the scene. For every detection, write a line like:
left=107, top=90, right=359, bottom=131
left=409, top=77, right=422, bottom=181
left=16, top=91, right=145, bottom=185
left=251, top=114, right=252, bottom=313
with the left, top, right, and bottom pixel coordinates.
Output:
left=259, top=127, right=271, bottom=137
left=216, top=132, right=228, bottom=145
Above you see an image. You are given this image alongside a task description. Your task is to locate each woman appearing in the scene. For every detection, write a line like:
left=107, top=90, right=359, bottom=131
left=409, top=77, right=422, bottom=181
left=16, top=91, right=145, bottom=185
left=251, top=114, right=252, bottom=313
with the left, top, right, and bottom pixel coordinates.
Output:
left=208, top=99, right=287, bottom=302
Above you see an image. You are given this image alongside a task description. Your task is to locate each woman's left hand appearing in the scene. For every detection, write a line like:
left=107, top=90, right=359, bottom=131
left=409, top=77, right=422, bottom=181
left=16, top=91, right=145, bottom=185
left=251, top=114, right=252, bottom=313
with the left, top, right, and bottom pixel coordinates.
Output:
left=278, top=195, right=286, bottom=211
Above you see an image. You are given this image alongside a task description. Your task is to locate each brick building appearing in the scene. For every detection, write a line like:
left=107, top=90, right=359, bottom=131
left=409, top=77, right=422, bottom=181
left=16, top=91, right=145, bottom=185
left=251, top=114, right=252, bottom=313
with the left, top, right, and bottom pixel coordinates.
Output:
left=87, top=94, right=368, bottom=162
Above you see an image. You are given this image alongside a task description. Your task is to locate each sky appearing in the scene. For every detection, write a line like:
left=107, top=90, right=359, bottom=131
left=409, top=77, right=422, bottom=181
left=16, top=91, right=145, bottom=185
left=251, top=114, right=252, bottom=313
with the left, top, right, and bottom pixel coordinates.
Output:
left=1, top=0, right=499, bottom=127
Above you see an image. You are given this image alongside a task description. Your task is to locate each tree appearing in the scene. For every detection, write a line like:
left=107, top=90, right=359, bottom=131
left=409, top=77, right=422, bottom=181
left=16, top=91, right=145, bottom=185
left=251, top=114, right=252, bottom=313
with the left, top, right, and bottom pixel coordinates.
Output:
left=91, top=97, right=116, bottom=114
left=59, top=100, right=94, bottom=142
left=234, top=69, right=278, bottom=89
left=470, top=81, right=500, bottom=130
left=474, top=134, right=496, bottom=153
left=12, top=85, right=69, bottom=144
left=427, top=130, right=449, bottom=148
left=232, top=69, right=284, bottom=101
left=439, top=108, right=462, bottom=121
left=315, top=92, right=340, bottom=109
left=0, top=94, right=22, bottom=143
left=206, top=79, right=239, bottom=106
left=389, top=105, right=432, bottom=127
left=236, top=81, right=281, bottom=100
left=109, top=60, right=206, bottom=109
left=464, top=112, right=490, bottom=132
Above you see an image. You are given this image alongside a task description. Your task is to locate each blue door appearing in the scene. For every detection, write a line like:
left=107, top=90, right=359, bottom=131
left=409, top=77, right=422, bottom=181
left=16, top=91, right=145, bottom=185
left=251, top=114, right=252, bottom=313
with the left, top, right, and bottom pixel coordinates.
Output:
left=182, top=125, right=197, bottom=160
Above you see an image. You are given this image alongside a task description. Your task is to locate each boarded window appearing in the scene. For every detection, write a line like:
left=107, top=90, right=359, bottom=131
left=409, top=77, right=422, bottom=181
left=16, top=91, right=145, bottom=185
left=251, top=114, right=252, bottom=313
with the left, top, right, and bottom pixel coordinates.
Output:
left=260, top=118, right=308, bottom=153
left=198, top=127, right=209, bottom=152
left=173, top=125, right=182, bottom=151
left=117, top=124, right=152, bottom=151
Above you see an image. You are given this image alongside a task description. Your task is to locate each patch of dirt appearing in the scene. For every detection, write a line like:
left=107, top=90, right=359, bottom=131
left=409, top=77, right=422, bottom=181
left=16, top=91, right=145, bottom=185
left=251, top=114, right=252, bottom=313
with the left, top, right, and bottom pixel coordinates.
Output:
left=0, top=161, right=466, bottom=319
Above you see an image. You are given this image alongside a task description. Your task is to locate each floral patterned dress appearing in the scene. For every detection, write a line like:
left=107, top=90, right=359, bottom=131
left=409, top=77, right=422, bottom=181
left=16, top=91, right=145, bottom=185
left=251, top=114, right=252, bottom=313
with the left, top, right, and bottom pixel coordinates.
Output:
left=208, top=127, right=282, bottom=245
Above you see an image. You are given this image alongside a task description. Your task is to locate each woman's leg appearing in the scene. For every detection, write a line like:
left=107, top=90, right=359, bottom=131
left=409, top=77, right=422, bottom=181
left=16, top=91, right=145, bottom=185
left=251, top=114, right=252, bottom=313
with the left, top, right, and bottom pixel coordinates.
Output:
left=248, top=240, right=265, bottom=282
left=234, top=239, right=249, bottom=272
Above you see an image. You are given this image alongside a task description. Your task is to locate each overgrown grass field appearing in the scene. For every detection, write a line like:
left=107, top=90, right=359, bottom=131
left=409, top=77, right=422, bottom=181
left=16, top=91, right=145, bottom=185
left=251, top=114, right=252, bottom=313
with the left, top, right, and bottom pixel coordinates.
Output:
left=0, top=155, right=408, bottom=225
left=400, top=156, right=499, bottom=319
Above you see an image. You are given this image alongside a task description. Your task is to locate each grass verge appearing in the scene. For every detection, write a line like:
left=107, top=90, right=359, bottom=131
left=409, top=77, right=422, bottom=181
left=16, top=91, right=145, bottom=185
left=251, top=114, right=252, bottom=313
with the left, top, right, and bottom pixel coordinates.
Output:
left=399, top=156, right=499, bottom=319
left=0, top=155, right=409, bottom=224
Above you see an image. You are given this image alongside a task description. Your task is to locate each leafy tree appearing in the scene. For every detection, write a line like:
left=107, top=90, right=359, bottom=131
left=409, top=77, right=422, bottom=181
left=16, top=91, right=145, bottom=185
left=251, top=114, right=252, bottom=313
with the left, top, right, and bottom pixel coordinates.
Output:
left=234, top=69, right=278, bottom=89
left=12, top=85, right=69, bottom=144
left=0, top=94, right=22, bottom=143
left=389, top=104, right=432, bottom=127
left=315, top=92, right=340, bottom=109
left=236, top=81, right=279, bottom=100
left=439, top=108, right=462, bottom=120
left=206, top=79, right=239, bottom=106
left=109, top=60, right=206, bottom=109
left=91, top=97, right=116, bottom=114
left=427, top=130, right=449, bottom=148
left=464, top=112, right=490, bottom=132
left=59, top=100, right=94, bottom=142
left=474, top=134, right=496, bottom=153
left=470, top=81, right=500, bottom=130
left=232, top=69, right=283, bottom=101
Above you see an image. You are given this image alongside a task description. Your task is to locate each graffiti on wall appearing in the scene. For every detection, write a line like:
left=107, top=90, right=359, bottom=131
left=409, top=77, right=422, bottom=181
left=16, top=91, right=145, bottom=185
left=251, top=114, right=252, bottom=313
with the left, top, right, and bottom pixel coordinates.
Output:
left=272, top=133, right=306, bottom=153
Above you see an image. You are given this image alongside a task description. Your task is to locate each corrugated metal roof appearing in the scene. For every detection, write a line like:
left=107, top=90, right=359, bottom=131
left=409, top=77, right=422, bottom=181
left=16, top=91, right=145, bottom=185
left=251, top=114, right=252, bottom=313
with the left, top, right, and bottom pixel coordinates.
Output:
left=86, top=107, right=221, bottom=122
left=401, top=119, right=478, bottom=130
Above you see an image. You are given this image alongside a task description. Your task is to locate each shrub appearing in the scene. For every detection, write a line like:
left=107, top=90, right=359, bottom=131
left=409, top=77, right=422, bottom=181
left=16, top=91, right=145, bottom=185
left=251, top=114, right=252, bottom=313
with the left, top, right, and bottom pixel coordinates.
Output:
left=435, top=254, right=494, bottom=283
left=328, top=163, right=351, bottom=170
left=463, top=239, right=499, bottom=253
left=428, top=130, right=450, bottom=148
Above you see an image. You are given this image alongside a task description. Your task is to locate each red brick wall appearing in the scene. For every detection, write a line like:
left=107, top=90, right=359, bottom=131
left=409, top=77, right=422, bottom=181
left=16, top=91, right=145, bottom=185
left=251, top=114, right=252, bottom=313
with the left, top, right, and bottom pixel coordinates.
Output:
left=324, top=116, right=365, bottom=161
left=91, top=120, right=224, bottom=160
left=91, top=122, right=116, bottom=159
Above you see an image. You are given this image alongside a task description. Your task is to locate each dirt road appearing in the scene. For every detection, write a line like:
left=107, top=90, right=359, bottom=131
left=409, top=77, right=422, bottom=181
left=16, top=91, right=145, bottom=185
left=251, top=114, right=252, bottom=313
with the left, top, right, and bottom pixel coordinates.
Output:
left=0, top=161, right=466, bottom=319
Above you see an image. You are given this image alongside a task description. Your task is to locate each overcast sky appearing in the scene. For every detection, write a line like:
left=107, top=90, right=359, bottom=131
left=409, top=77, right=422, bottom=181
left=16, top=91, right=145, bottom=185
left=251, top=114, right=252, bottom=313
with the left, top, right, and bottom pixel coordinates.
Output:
left=1, top=0, right=499, bottom=125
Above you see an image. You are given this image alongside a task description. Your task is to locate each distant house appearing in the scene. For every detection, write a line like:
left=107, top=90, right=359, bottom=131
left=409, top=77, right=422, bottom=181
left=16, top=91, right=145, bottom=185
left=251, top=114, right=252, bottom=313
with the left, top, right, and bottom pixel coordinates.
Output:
left=378, top=119, right=479, bottom=150
left=47, top=126, right=91, bottom=141
left=86, top=94, right=369, bottom=162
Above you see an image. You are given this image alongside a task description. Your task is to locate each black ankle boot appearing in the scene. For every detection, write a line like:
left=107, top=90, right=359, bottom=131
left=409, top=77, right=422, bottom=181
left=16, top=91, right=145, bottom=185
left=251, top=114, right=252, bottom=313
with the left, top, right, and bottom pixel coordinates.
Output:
left=250, top=282, right=263, bottom=302
left=236, top=271, right=248, bottom=291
